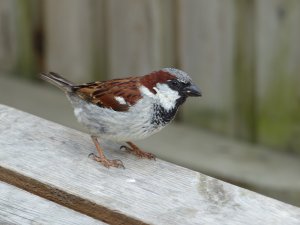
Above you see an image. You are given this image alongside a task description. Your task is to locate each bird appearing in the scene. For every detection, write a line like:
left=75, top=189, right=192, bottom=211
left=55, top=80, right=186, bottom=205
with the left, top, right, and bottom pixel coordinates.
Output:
left=40, top=68, right=201, bottom=168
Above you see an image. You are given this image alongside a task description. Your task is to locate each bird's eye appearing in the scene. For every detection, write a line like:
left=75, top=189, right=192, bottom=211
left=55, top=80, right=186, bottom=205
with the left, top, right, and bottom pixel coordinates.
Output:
left=170, top=79, right=180, bottom=86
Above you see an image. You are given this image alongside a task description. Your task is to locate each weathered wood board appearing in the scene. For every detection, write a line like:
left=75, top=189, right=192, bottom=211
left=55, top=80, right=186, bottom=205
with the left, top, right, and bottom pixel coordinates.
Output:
left=44, top=0, right=97, bottom=82
left=0, top=104, right=299, bottom=225
left=255, top=0, right=300, bottom=153
left=106, top=0, right=165, bottom=78
left=0, top=0, right=38, bottom=76
left=177, top=0, right=236, bottom=134
left=1, top=74, right=300, bottom=206
left=0, top=181, right=104, bottom=225
left=0, top=0, right=18, bottom=73
left=233, top=0, right=256, bottom=142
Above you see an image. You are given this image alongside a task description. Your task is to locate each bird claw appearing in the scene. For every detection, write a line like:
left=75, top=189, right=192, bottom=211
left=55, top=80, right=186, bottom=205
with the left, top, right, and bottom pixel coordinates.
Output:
left=88, top=153, right=95, bottom=158
left=120, top=145, right=156, bottom=160
left=88, top=153, right=125, bottom=169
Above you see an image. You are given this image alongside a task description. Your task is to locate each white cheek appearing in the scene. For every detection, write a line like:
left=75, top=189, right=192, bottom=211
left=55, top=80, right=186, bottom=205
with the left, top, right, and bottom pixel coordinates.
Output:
left=155, top=83, right=180, bottom=111
left=139, top=84, right=180, bottom=111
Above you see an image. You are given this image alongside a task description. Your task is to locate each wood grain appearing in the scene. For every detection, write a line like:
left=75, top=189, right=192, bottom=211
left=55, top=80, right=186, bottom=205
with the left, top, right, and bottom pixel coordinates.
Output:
left=0, top=104, right=299, bottom=225
left=0, top=181, right=104, bottom=225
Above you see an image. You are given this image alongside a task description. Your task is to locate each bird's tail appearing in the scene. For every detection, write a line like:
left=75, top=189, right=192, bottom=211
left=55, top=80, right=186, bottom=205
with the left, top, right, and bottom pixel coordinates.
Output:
left=40, top=72, right=75, bottom=92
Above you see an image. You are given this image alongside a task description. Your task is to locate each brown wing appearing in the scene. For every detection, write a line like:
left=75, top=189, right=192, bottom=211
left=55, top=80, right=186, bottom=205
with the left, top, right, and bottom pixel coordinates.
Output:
left=73, top=77, right=142, bottom=112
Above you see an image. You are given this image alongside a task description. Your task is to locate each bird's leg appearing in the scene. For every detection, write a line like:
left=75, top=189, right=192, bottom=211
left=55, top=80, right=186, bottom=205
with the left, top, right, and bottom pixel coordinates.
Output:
left=120, top=142, right=156, bottom=160
left=89, top=136, right=125, bottom=169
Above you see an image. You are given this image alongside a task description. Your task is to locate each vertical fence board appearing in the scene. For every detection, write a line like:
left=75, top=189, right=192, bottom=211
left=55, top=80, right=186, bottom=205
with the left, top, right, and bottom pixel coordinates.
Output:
left=256, top=0, right=300, bottom=153
left=233, top=0, right=256, bottom=142
left=44, top=0, right=98, bottom=82
left=0, top=0, right=18, bottom=74
left=106, top=0, right=164, bottom=78
left=15, top=0, right=39, bottom=77
left=89, top=0, right=107, bottom=80
left=0, top=0, right=38, bottom=77
left=178, top=0, right=236, bottom=134
left=158, top=0, right=177, bottom=67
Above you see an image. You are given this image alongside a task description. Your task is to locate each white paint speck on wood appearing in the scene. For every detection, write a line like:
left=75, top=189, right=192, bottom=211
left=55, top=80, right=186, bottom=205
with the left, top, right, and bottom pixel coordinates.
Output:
left=0, top=104, right=299, bottom=225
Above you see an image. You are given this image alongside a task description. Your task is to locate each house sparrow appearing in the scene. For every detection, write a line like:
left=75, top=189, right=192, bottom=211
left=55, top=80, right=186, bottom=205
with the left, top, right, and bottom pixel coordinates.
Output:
left=40, top=68, right=201, bottom=168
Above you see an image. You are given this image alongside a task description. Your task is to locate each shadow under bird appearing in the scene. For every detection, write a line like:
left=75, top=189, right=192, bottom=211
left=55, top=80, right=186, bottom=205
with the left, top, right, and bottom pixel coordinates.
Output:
left=40, top=68, right=201, bottom=168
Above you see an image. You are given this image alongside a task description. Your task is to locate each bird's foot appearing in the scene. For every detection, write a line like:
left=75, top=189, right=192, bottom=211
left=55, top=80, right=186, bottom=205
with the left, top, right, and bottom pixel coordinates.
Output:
left=88, top=153, right=125, bottom=169
left=120, top=142, right=156, bottom=160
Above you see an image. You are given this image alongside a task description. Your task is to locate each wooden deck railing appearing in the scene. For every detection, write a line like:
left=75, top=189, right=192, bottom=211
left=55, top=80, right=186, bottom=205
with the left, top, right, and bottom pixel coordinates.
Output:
left=0, top=104, right=299, bottom=225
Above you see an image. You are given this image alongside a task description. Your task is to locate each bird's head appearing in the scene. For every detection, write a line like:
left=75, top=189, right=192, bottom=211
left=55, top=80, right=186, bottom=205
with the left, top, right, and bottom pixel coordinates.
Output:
left=140, top=68, right=201, bottom=111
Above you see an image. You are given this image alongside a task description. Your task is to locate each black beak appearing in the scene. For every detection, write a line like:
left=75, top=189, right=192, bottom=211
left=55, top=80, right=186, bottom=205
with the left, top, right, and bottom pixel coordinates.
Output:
left=184, top=83, right=202, bottom=97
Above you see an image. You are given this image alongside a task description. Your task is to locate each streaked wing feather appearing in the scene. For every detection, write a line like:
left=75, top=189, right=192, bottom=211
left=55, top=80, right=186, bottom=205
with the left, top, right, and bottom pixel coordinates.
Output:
left=74, top=77, right=142, bottom=112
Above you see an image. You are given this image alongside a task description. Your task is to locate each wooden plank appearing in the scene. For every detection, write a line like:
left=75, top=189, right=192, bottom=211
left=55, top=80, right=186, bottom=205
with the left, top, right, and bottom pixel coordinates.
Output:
left=0, top=181, right=105, bottom=225
left=177, top=0, right=236, bottom=134
left=106, top=0, right=163, bottom=78
left=90, top=0, right=108, bottom=80
left=256, top=0, right=300, bottom=153
left=0, top=0, right=18, bottom=74
left=0, top=0, right=38, bottom=77
left=0, top=104, right=300, bottom=225
left=44, top=0, right=98, bottom=82
left=232, top=0, right=256, bottom=142
left=157, top=0, right=177, bottom=67
left=1, top=74, right=300, bottom=206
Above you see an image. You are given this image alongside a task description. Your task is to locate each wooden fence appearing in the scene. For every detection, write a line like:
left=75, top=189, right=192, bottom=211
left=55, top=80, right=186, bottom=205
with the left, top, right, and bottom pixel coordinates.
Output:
left=0, top=0, right=300, bottom=154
